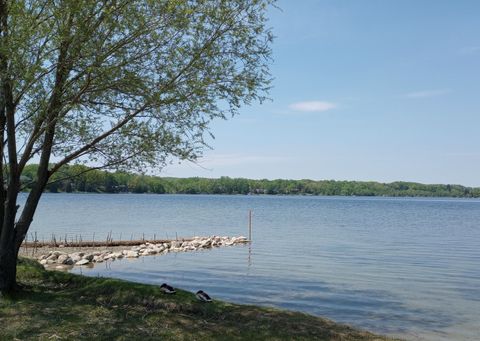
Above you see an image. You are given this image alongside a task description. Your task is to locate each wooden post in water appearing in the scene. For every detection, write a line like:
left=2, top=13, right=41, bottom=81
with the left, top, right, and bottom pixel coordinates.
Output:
left=248, top=210, right=252, bottom=241
left=34, top=232, right=38, bottom=257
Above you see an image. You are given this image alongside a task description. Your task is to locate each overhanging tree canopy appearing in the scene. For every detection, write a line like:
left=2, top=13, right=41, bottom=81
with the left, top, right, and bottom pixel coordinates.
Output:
left=0, top=0, right=273, bottom=292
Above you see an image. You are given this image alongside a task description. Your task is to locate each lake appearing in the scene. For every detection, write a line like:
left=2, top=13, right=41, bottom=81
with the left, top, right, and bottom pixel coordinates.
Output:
left=20, top=193, right=480, bottom=341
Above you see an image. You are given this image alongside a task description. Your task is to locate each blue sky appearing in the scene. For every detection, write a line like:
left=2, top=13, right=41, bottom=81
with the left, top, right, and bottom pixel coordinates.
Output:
left=164, top=0, right=480, bottom=187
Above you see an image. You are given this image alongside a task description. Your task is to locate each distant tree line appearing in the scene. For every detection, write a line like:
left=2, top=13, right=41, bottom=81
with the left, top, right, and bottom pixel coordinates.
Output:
left=20, top=164, right=480, bottom=198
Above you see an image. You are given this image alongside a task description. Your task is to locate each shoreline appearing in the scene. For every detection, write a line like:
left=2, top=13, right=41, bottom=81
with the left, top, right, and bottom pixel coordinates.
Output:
left=1, top=258, right=399, bottom=340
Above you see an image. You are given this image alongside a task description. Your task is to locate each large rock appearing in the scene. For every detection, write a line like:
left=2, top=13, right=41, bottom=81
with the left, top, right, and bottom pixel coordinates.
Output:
left=191, top=241, right=202, bottom=248
left=70, top=254, right=82, bottom=262
left=46, top=253, right=58, bottom=261
left=171, top=241, right=182, bottom=248
left=64, top=257, right=74, bottom=265
left=57, top=254, right=69, bottom=264
left=200, top=240, right=212, bottom=248
left=126, top=251, right=139, bottom=258
left=103, top=253, right=114, bottom=260
left=83, top=254, right=94, bottom=261
left=76, top=259, right=90, bottom=266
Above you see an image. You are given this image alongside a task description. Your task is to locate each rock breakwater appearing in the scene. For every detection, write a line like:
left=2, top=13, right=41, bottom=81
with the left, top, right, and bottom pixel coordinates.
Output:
left=36, top=235, right=248, bottom=270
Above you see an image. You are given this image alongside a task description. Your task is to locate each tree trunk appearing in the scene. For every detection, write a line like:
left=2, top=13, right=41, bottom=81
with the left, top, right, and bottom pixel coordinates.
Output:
left=0, top=228, right=17, bottom=293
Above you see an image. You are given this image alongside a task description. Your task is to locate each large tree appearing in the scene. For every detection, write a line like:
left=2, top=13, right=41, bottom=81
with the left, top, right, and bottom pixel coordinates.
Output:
left=0, top=0, right=273, bottom=292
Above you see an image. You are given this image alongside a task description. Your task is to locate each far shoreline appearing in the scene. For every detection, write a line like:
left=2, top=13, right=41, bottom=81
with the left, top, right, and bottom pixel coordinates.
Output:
left=22, top=164, right=480, bottom=198
left=19, top=190, right=480, bottom=200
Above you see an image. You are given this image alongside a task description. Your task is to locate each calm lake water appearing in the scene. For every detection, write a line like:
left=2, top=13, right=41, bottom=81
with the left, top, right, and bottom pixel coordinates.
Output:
left=20, top=193, right=480, bottom=341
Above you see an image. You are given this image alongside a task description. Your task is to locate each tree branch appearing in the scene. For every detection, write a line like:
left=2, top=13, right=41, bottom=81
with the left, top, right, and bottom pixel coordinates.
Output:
left=15, top=11, right=75, bottom=246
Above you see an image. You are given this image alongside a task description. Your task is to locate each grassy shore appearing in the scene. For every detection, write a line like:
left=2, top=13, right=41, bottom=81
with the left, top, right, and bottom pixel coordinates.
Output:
left=0, top=259, right=398, bottom=341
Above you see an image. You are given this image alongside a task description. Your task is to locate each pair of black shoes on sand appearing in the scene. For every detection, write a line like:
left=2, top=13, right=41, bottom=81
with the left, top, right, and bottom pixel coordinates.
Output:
left=160, top=283, right=212, bottom=302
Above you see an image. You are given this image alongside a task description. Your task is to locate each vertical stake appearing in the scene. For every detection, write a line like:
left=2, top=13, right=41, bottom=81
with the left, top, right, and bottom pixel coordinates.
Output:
left=248, top=210, right=252, bottom=241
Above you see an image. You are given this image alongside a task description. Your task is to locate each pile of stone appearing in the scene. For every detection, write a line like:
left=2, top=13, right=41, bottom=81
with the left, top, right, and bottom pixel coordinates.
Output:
left=37, top=235, right=248, bottom=269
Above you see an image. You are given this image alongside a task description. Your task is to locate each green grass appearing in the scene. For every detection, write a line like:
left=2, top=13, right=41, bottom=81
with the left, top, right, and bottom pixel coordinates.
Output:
left=0, top=258, right=399, bottom=341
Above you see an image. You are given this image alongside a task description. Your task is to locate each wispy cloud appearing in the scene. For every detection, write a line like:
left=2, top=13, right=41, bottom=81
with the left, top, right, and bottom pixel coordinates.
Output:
left=289, top=101, right=337, bottom=112
left=405, top=89, right=451, bottom=99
